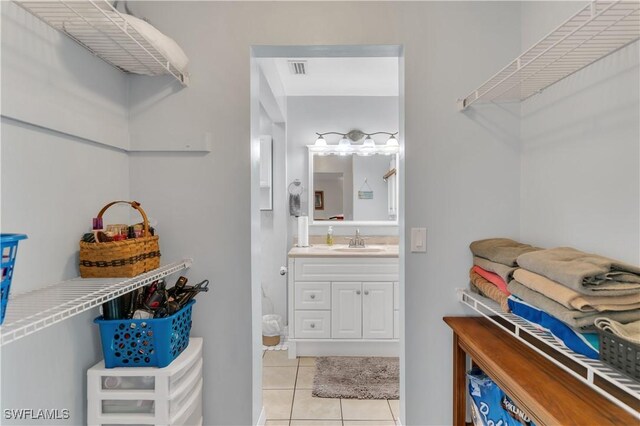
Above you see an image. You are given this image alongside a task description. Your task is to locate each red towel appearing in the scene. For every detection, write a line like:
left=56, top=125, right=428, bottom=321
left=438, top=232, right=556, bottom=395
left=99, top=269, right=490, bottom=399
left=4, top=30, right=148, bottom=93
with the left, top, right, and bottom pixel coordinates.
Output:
left=472, top=265, right=510, bottom=295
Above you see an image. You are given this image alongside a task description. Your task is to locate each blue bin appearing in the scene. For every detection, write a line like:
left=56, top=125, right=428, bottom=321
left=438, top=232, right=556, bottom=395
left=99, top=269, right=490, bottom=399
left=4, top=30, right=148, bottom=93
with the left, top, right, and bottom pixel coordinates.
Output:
left=95, top=300, right=194, bottom=368
left=1, top=234, right=27, bottom=324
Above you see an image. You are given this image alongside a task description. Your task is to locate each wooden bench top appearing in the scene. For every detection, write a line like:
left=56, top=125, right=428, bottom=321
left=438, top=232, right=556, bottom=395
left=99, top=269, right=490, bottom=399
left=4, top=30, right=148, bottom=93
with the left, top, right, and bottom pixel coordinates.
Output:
left=444, top=316, right=638, bottom=425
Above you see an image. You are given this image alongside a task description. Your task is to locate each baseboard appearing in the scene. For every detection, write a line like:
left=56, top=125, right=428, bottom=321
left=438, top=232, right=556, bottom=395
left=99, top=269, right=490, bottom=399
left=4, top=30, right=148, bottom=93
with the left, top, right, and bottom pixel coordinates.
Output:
left=256, top=406, right=266, bottom=426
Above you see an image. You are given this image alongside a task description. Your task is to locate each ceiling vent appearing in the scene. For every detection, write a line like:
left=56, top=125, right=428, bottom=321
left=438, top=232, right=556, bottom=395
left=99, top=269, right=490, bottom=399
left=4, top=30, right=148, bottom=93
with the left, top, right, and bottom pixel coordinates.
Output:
left=288, top=60, right=307, bottom=75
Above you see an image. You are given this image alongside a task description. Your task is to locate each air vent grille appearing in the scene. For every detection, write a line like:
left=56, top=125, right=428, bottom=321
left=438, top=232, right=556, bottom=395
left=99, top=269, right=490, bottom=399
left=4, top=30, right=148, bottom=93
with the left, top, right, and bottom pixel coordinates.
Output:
left=288, top=61, right=307, bottom=75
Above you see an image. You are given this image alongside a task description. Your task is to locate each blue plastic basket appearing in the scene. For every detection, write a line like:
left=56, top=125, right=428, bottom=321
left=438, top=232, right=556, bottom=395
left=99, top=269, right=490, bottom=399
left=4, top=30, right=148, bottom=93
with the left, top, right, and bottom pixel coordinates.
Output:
left=95, top=300, right=195, bottom=368
left=1, top=234, right=27, bottom=324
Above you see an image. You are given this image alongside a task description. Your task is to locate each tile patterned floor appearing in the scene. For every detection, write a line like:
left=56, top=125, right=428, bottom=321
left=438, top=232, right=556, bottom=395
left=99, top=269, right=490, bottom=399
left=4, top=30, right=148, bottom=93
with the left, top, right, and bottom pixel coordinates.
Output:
left=263, top=351, right=399, bottom=425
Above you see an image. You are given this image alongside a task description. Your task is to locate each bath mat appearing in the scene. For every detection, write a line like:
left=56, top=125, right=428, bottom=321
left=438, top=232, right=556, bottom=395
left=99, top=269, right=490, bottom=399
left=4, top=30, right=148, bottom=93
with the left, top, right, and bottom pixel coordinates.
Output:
left=312, top=356, right=399, bottom=399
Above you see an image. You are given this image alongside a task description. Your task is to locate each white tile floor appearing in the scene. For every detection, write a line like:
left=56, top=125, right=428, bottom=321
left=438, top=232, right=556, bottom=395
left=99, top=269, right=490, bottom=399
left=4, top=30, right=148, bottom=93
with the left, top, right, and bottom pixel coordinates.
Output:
left=263, top=351, right=399, bottom=426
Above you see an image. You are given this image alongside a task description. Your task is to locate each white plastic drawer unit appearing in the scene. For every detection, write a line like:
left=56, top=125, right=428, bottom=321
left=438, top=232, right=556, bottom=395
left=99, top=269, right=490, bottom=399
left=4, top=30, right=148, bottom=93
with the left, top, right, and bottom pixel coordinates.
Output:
left=294, top=257, right=399, bottom=282
left=295, top=311, right=331, bottom=338
left=88, top=338, right=203, bottom=426
left=295, top=282, right=330, bottom=310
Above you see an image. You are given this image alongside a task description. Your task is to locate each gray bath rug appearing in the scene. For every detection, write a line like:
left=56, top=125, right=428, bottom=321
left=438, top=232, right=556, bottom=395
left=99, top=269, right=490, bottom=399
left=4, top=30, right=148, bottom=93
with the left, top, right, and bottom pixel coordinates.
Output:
left=312, top=356, right=399, bottom=399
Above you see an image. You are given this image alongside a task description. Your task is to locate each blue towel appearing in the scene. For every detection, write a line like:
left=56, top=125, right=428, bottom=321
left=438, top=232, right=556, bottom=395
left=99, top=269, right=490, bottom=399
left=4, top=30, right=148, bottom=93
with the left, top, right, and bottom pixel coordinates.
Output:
left=508, top=296, right=599, bottom=359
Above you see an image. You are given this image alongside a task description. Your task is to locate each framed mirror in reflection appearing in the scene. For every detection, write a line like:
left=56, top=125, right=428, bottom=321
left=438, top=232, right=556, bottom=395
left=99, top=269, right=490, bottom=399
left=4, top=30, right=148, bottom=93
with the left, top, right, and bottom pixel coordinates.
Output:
left=308, top=149, right=399, bottom=225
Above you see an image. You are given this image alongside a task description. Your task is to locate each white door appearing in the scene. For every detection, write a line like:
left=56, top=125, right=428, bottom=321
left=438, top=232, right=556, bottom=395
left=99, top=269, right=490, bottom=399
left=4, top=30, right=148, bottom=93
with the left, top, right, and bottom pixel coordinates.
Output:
left=362, top=282, right=394, bottom=339
left=331, top=282, right=362, bottom=339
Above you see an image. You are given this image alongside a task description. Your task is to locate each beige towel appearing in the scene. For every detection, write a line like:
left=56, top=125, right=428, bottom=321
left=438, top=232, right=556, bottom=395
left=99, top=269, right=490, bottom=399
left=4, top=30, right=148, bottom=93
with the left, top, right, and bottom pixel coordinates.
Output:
left=473, top=256, right=517, bottom=284
left=517, top=247, right=640, bottom=295
left=470, top=238, right=541, bottom=266
left=469, top=269, right=510, bottom=313
left=508, top=280, right=640, bottom=331
left=595, top=318, right=640, bottom=345
left=514, top=269, right=640, bottom=313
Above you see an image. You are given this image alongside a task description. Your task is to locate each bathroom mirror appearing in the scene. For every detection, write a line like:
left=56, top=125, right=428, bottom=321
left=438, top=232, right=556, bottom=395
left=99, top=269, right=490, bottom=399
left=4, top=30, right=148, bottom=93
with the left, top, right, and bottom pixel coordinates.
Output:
left=308, top=151, right=398, bottom=225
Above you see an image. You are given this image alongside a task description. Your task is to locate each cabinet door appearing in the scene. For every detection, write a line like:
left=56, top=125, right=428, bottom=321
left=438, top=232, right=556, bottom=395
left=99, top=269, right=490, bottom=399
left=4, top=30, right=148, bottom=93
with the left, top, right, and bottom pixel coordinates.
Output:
left=362, top=282, right=394, bottom=339
left=331, top=282, right=362, bottom=339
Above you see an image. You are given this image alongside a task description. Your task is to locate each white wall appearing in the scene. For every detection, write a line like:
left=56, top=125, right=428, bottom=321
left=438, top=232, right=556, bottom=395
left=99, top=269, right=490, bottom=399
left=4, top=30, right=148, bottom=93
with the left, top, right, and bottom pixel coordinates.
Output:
left=314, top=174, right=344, bottom=219
left=314, top=155, right=353, bottom=220
left=125, top=2, right=523, bottom=424
left=519, top=2, right=640, bottom=264
left=0, top=3, right=129, bottom=150
left=3, top=1, right=637, bottom=424
left=353, top=155, right=392, bottom=221
left=0, top=2, right=130, bottom=423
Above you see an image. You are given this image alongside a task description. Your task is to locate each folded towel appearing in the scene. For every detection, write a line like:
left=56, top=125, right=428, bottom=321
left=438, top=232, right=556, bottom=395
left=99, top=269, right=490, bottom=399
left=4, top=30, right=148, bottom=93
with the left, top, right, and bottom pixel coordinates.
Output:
left=473, top=256, right=517, bottom=284
left=470, top=238, right=540, bottom=267
left=517, top=247, right=640, bottom=295
left=508, top=296, right=599, bottom=359
left=595, top=318, right=640, bottom=345
left=469, top=270, right=510, bottom=312
left=514, top=269, right=640, bottom=312
left=472, top=266, right=509, bottom=295
left=507, top=280, right=640, bottom=331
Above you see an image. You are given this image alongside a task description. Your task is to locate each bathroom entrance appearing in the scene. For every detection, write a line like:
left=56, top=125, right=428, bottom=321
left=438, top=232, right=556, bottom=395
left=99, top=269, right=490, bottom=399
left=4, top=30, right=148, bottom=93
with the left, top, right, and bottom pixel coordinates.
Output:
left=250, top=45, right=405, bottom=425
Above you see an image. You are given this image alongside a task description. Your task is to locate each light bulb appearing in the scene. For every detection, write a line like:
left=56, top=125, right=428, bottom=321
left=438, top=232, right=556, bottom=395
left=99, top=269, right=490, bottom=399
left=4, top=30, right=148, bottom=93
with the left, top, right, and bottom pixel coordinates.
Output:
left=338, top=136, right=351, bottom=151
left=314, top=135, right=327, bottom=146
left=363, top=135, right=375, bottom=148
left=386, top=135, right=399, bottom=146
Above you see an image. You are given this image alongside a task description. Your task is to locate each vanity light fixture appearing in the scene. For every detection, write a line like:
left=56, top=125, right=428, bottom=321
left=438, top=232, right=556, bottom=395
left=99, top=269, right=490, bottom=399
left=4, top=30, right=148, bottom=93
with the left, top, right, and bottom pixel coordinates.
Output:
left=310, top=130, right=399, bottom=155
left=386, top=134, right=399, bottom=146
left=314, top=135, right=327, bottom=146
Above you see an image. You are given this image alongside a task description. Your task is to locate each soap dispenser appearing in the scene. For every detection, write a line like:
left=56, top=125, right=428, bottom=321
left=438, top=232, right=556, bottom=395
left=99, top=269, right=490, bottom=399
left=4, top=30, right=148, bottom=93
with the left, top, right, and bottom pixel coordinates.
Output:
left=326, top=226, right=334, bottom=246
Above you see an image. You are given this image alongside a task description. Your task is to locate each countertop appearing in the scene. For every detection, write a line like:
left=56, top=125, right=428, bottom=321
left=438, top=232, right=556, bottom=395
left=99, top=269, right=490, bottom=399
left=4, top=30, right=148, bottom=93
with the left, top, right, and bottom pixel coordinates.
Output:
left=288, top=244, right=399, bottom=258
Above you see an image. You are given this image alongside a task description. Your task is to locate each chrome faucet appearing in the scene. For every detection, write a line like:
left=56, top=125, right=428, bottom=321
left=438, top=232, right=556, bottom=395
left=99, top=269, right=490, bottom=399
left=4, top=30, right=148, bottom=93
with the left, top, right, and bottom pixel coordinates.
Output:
left=348, top=229, right=366, bottom=248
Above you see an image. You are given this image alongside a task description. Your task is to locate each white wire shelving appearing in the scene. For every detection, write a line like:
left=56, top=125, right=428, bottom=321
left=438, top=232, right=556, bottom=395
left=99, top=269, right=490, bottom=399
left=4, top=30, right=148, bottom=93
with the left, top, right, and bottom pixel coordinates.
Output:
left=14, top=0, right=189, bottom=86
left=458, top=289, right=640, bottom=417
left=458, top=0, right=640, bottom=110
left=0, top=259, right=193, bottom=346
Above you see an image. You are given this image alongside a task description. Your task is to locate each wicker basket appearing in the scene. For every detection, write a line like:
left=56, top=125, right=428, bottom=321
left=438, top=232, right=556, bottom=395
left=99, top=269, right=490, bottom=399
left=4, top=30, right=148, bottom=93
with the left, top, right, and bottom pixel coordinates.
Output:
left=79, top=201, right=160, bottom=278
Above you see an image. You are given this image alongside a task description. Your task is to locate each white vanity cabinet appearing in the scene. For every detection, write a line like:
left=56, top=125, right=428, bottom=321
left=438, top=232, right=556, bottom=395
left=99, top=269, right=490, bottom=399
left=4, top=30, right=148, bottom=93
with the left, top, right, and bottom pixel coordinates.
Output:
left=287, top=255, right=399, bottom=357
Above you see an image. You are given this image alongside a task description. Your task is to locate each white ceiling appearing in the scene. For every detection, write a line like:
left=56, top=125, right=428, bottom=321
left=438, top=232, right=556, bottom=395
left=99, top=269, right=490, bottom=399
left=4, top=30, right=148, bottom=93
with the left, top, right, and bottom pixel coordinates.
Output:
left=269, top=57, right=399, bottom=97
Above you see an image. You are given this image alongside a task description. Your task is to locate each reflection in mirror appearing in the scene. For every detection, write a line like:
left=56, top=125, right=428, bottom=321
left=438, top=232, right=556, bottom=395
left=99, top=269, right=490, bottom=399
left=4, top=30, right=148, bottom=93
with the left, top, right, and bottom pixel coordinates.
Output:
left=312, top=153, right=398, bottom=223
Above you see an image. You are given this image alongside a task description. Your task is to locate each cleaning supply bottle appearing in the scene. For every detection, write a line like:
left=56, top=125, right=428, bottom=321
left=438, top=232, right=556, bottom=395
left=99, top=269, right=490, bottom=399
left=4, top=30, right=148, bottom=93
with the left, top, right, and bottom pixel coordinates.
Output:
left=326, top=226, right=334, bottom=246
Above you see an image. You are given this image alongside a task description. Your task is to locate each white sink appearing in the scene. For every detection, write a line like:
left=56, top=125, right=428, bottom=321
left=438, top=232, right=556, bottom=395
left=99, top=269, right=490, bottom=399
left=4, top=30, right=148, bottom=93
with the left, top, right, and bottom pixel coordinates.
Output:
left=331, top=246, right=386, bottom=253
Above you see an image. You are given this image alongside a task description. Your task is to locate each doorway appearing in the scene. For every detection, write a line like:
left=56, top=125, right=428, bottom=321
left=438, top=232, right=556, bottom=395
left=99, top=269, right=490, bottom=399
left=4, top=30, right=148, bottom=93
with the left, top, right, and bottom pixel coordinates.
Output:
left=250, top=45, right=405, bottom=425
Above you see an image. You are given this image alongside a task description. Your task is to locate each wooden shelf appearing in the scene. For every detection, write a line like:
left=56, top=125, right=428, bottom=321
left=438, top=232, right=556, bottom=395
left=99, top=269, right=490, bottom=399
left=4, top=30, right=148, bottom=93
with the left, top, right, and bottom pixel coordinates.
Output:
left=458, top=289, right=640, bottom=416
left=1, top=259, right=192, bottom=346
left=445, top=316, right=639, bottom=425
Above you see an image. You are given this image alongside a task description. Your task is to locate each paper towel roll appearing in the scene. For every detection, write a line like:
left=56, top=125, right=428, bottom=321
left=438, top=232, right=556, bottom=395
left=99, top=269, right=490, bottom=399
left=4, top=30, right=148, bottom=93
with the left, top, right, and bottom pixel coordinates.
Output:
left=297, top=216, right=309, bottom=247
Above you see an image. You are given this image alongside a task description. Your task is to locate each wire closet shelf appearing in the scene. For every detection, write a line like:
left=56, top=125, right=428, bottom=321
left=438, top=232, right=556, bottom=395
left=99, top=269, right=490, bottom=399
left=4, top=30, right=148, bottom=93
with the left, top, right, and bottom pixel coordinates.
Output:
left=14, top=0, right=189, bottom=85
left=458, top=0, right=640, bottom=110
left=458, top=289, right=640, bottom=418
left=0, top=259, right=193, bottom=346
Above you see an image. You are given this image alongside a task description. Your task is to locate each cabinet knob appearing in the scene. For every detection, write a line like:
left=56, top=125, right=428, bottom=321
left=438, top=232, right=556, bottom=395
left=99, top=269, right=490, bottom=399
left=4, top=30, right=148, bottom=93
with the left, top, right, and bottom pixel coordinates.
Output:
left=310, top=323, right=316, bottom=329
left=310, top=294, right=316, bottom=299
left=364, top=290, right=370, bottom=295
left=356, top=290, right=361, bottom=295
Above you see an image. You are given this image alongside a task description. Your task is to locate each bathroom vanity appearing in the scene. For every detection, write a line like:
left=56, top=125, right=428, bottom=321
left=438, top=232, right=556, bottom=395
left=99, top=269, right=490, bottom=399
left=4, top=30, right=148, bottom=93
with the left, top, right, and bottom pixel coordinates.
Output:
left=287, top=244, right=399, bottom=358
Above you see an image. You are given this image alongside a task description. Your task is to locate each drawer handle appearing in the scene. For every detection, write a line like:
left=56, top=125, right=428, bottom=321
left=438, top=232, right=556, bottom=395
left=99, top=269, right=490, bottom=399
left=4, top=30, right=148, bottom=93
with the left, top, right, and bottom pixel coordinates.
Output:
left=356, top=290, right=361, bottom=295
left=364, top=290, right=370, bottom=295
left=310, top=294, right=316, bottom=299
left=310, top=323, right=316, bottom=329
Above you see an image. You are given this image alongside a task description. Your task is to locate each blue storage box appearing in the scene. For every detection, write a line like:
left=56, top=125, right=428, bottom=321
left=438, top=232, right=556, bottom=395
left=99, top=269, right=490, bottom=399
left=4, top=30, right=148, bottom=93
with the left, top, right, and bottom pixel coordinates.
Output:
left=1, top=234, right=28, bottom=324
left=95, top=300, right=194, bottom=368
